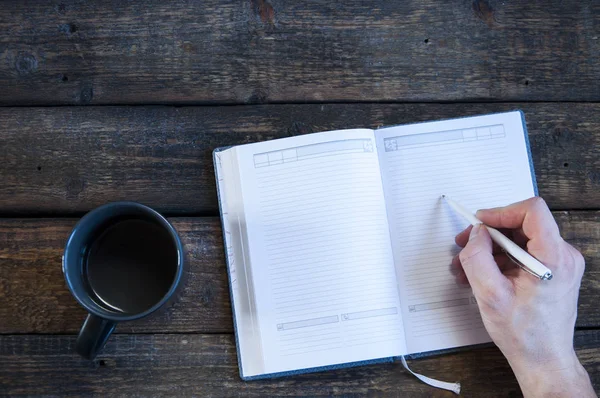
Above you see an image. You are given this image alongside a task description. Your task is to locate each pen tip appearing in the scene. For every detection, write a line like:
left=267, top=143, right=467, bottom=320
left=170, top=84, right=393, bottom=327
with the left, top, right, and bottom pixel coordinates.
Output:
left=441, top=194, right=446, bottom=199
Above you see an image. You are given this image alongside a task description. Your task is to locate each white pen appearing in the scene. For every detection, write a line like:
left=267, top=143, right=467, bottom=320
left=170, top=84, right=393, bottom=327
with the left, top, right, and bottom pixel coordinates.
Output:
left=442, top=195, right=553, bottom=281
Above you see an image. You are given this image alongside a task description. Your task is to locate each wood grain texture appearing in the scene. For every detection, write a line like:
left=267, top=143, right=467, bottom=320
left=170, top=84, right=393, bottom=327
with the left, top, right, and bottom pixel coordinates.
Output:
left=0, top=212, right=598, bottom=334
left=0, top=218, right=232, bottom=334
left=0, top=1, right=599, bottom=105
left=0, top=331, right=598, bottom=396
left=1, top=103, right=599, bottom=215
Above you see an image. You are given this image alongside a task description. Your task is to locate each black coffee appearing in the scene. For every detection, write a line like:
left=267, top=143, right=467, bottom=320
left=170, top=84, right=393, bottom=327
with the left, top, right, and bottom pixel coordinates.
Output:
left=84, top=219, right=178, bottom=315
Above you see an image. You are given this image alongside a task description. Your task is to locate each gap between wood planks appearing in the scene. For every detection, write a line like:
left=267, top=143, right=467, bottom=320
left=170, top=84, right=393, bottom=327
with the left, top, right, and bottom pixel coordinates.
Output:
left=0, top=327, right=596, bottom=336
left=2, top=100, right=600, bottom=108
left=2, top=208, right=600, bottom=219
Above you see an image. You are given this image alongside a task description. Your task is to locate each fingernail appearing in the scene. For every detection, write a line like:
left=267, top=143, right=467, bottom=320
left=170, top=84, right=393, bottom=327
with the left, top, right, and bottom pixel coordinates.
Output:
left=469, top=224, right=482, bottom=240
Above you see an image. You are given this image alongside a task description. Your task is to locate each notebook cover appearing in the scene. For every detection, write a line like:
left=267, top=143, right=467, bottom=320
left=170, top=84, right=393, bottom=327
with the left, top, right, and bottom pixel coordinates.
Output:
left=518, top=110, right=539, bottom=195
left=213, top=110, right=538, bottom=379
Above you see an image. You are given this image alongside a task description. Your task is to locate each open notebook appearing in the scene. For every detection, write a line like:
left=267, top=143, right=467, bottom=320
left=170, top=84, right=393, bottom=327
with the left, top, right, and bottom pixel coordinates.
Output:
left=214, top=111, right=537, bottom=380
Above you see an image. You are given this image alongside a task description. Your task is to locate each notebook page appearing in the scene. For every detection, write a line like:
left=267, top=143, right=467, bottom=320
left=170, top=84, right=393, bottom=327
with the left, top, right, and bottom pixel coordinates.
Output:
left=375, top=111, right=536, bottom=354
left=235, top=129, right=406, bottom=376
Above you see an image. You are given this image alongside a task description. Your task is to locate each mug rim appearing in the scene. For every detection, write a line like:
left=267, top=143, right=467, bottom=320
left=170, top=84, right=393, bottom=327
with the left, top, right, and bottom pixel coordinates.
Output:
left=63, top=201, right=184, bottom=322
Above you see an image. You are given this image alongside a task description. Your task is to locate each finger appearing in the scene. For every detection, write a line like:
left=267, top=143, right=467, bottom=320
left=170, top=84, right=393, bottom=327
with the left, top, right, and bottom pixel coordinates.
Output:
left=455, top=251, right=514, bottom=273
left=491, top=241, right=505, bottom=255
left=455, top=225, right=473, bottom=248
left=476, top=197, right=564, bottom=268
left=459, top=229, right=506, bottom=255
left=510, top=228, right=529, bottom=247
left=451, top=254, right=461, bottom=274
left=476, top=197, right=560, bottom=242
left=455, top=269, right=470, bottom=285
left=459, top=225, right=512, bottom=307
left=452, top=252, right=471, bottom=285
left=494, top=253, right=517, bottom=273
left=454, top=254, right=512, bottom=287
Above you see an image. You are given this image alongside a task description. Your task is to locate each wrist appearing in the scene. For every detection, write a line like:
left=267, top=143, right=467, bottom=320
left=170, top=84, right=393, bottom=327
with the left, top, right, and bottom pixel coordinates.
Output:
left=508, top=351, right=594, bottom=397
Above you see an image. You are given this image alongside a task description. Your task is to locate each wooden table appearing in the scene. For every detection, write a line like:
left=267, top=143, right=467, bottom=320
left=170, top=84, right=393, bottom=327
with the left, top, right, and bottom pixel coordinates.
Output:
left=1, top=1, right=599, bottom=396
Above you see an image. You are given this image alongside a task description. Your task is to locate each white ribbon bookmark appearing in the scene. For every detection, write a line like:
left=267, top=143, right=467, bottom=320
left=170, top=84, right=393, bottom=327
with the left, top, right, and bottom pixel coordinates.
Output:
left=400, top=356, right=461, bottom=395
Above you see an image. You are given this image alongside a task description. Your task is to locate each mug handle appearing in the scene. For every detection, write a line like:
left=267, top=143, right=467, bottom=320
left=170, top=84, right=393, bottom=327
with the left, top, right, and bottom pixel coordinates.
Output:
left=76, top=314, right=117, bottom=360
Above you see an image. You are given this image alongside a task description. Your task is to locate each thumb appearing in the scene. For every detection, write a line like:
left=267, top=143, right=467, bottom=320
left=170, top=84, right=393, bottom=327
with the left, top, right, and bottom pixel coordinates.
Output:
left=459, top=224, right=511, bottom=305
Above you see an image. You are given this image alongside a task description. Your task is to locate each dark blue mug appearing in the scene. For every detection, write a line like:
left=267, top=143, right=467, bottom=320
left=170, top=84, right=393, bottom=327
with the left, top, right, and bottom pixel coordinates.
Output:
left=63, top=202, right=184, bottom=359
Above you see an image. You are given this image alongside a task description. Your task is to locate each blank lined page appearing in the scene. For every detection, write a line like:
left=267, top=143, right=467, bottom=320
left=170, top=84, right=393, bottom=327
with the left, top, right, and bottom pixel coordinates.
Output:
left=375, top=111, right=536, bottom=354
left=235, top=129, right=406, bottom=375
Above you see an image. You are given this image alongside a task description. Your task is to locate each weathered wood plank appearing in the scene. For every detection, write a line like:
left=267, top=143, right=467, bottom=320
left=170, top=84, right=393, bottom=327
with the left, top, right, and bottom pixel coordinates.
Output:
left=0, top=331, right=598, bottom=396
left=0, top=212, right=598, bottom=334
left=0, top=1, right=599, bottom=104
left=0, top=218, right=232, bottom=334
left=1, top=103, right=599, bottom=215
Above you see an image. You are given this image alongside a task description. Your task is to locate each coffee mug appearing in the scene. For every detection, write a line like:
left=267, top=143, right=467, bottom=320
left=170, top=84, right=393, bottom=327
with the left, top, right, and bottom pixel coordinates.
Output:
left=63, top=202, right=184, bottom=359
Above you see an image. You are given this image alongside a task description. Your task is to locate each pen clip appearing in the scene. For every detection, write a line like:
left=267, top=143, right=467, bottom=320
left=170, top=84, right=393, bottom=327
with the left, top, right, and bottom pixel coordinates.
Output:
left=505, top=251, right=553, bottom=281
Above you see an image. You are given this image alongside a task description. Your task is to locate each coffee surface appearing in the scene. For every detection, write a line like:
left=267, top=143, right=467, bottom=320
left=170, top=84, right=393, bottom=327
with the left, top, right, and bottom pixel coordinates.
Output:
left=84, top=219, right=178, bottom=314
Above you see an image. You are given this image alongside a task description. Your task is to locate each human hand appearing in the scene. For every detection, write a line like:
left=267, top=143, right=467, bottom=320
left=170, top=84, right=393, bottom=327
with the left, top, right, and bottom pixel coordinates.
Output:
left=452, top=197, right=595, bottom=397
